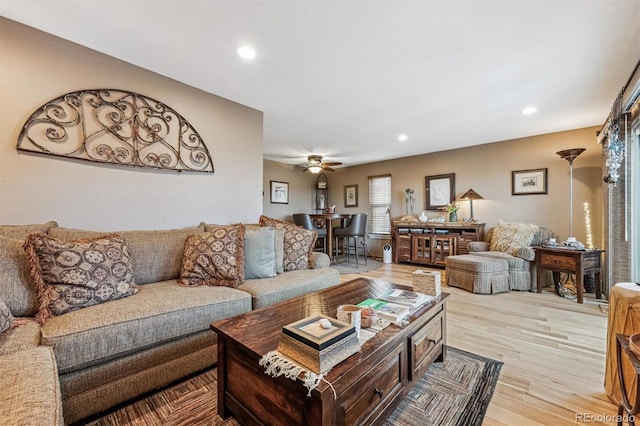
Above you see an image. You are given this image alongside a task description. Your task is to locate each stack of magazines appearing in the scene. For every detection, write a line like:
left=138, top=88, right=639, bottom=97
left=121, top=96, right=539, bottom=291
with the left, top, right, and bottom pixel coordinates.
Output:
left=358, top=289, right=434, bottom=322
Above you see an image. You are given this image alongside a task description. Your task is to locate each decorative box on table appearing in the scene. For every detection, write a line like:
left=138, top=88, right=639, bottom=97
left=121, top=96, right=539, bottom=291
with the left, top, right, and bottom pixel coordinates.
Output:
left=277, top=315, right=360, bottom=374
left=412, top=270, right=441, bottom=297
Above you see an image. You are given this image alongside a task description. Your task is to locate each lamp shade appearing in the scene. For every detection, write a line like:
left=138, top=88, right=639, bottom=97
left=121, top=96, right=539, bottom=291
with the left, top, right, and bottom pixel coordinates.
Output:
left=461, top=189, right=484, bottom=200
left=556, top=148, right=586, bottom=165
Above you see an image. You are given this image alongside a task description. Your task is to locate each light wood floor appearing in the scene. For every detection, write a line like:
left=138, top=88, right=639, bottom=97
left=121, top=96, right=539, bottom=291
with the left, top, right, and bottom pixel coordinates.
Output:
left=340, top=262, right=616, bottom=426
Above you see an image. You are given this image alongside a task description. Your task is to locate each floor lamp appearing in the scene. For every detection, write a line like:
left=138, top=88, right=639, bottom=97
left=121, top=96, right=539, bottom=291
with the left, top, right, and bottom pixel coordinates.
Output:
left=461, top=188, right=483, bottom=222
left=556, top=148, right=586, bottom=241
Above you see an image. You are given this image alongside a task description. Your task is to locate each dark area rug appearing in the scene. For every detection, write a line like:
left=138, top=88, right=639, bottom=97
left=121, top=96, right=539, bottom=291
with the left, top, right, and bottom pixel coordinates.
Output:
left=84, top=346, right=501, bottom=426
left=330, top=257, right=384, bottom=274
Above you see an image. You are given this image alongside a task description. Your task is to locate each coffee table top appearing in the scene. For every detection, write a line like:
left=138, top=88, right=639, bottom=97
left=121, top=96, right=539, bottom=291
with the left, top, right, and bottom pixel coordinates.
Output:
left=211, top=277, right=448, bottom=382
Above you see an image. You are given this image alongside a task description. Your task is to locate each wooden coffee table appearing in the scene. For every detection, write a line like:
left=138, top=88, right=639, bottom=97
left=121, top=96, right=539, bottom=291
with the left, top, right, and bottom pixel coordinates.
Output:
left=210, top=277, right=448, bottom=425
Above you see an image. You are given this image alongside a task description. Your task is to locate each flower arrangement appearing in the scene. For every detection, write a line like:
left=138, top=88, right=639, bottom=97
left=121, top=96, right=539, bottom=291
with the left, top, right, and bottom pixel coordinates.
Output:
left=440, top=203, right=460, bottom=214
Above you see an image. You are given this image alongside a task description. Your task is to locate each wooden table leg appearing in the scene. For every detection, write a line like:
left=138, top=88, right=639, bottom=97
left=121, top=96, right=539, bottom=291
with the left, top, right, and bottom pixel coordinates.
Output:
left=595, top=272, right=602, bottom=300
left=576, top=270, right=584, bottom=304
left=326, top=220, right=334, bottom=262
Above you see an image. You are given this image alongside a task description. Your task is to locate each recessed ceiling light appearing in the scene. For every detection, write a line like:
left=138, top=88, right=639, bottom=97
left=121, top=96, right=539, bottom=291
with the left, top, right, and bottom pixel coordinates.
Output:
left=237, top=45, right=256, bottom=60
left=521, top=106, right=537, bottom=115
left=398, top=134, right=408, bottom=141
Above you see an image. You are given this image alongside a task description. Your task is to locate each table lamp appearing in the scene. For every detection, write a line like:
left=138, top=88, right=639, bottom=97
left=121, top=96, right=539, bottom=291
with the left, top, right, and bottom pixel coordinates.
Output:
left=461, top=189, right=483, bottom=222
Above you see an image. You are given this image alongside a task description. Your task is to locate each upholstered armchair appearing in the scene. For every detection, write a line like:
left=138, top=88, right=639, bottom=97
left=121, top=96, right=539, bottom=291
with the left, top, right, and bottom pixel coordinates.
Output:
left=468, top=223, right=558, bottom=291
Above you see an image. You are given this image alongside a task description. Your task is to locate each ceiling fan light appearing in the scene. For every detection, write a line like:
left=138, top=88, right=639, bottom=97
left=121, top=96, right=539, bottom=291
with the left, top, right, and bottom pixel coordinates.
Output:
left=308, top=165, right=322, bottom=173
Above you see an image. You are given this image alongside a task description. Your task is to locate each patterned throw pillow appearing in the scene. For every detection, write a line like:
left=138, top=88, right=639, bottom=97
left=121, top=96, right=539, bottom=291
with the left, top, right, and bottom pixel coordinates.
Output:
left=258, top=215, right=317, bottom=271
left=23, top=233, right=138, bottom=323
left=0, top=299, right=14, bottom=334
left=179, top=224, right=245, bottom=288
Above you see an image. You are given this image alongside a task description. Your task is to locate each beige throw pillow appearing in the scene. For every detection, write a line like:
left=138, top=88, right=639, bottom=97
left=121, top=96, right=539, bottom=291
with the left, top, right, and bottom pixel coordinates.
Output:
left=258, top=215, right=317, bottom=271
left=490, top=221, right=539, bottom=255
left=179, top=224, right=245, bottom=288
left=23, top=233, right=138, bottom=324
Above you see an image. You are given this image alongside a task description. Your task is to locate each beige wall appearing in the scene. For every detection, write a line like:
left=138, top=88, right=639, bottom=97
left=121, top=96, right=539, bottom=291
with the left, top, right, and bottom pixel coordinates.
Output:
left=262, top=160, right=315, bottom=220
left=0, top=18, right=263, bottom=230
left=326, top=126, right=603, bottom=249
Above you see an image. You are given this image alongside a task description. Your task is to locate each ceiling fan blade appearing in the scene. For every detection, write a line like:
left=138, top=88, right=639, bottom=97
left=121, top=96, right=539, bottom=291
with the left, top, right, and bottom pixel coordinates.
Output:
left=322, top=162, right=342, bottom=166
left=322, top=166, right=335, bottom=172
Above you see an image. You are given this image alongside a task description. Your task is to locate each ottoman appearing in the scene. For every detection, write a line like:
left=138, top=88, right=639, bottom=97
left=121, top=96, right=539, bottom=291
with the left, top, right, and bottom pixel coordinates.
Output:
left=445, top=255, right=509, bottom=294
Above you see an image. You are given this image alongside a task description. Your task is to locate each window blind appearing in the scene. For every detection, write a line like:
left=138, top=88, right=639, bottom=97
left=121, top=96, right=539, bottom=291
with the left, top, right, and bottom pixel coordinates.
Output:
left=368, top=174, right=392, bottom=234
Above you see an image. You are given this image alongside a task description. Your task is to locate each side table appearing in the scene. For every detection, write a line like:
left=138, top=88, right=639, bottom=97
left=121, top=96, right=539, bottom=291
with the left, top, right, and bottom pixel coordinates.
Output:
left=534, top=246, right=604, bottom=304
left=616, top=334, right=640, bottom=424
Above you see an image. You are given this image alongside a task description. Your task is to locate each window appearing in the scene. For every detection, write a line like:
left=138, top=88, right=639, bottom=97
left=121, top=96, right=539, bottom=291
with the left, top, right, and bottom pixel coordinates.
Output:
left=368, top=174, right=392, bottom=235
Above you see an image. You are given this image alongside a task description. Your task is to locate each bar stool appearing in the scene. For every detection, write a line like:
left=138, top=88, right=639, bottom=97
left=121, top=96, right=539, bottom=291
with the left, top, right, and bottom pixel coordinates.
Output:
left=292, top=213, right=327, bottom=253
left=334, top=213, right=367, bottom=267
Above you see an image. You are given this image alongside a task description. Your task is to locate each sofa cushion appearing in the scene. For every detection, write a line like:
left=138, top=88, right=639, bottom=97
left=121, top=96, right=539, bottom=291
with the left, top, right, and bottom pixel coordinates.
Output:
left=48, top=226, right=205, bottom=284
left=0, top=346, right=64, bottom=426
left=0, top=318, right=41, bottom=356
left=0, top=221, right=58, bottom=239
left=239, top=267, right=340, bottom=309
left=41, top=279, right=251, bottom=374
left=179, top=225, right=245, bottom=287
left=243, top=227, right=277, bottom=279
left=24, top=234, right=139, bottom=323
left=258, top=215, right=317, bottom=271
left=490, top=221, right=539, bottom=254
left=0, top=299, right=14, bottom=334
left=0, top=236, right=39, bottom=316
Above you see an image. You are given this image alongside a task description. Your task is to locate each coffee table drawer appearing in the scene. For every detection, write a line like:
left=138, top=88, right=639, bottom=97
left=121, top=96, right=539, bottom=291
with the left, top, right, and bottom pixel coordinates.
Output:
left=409, top=310, right=444, bottom=380
left=339, top=343, right=405, bottom=425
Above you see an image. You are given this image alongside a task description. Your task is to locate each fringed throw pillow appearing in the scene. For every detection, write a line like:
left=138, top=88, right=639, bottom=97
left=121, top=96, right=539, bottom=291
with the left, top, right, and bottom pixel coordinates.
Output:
left=258, top=215, right=317, bottom=271
left=179, top=224, right=245, bottom=287
left=490, top=221, right=539, bottom=255
left=23, top=233, right=138, bottom=324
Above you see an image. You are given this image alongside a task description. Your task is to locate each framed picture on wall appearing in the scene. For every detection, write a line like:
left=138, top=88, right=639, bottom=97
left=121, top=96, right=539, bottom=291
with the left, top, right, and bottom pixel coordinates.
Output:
left=270, top=180, right=289, bottom=204
left=425, top=173, right=455, bottom=210
left=512, top=168, right=548, bottom=195
left=344, top=184, right=358, bottom=207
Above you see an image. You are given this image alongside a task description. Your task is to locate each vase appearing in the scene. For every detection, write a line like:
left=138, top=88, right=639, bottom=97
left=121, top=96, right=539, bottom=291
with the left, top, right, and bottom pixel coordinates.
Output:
left=449, top=212, right=457, bottom=222
left=418, top=211, right=428, bottom=223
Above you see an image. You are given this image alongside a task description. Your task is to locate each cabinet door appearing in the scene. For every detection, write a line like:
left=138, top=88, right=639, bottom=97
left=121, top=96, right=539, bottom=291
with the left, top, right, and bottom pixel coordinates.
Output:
left=432, top=236, right=455, bottom=265
left=411, top=235, right=432, bottom=264
left=397, top=234, right=412, bottom=262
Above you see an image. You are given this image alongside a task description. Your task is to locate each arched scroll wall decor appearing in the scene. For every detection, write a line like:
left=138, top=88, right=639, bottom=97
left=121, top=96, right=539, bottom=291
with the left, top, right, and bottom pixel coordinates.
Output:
left=17, top=89, right=214, bottom=173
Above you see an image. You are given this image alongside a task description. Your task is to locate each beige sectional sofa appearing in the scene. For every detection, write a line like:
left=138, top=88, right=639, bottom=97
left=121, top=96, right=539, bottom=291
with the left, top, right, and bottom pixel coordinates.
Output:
left=0, top=221, right=339, bottom=425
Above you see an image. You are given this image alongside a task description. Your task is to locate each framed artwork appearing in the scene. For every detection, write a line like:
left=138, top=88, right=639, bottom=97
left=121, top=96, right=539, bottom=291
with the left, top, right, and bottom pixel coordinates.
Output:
left=344, top=184, right=358, bottom=207
left=425, top=173, right=455, bottom=210
left=316, top=173, right=328, bottom=189
left=270, top=180, right=289, bottom=204
left=512, top=168, right=548, bottom=195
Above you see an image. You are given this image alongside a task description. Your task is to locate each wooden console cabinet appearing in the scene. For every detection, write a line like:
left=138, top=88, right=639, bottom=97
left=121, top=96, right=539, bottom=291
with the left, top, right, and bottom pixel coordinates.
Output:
left=391, top=222, right=485, bottom=266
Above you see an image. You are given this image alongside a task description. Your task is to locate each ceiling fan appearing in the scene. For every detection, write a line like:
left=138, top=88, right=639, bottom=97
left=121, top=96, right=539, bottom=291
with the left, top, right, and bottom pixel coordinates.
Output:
left=302, top=155, right=342, bottom=173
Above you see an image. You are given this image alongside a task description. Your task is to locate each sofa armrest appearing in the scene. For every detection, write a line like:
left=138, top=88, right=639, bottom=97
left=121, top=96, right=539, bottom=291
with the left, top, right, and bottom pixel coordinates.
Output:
left=309, top=252, right=330, bottom=269
left=512, top=247, right=535, bottom=261
left=468, top=241, right=490, bottom=252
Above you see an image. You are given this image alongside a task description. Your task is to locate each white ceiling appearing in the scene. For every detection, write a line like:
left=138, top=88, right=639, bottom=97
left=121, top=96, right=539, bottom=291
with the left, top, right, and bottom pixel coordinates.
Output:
left=2, top=0, right=639, bottom=169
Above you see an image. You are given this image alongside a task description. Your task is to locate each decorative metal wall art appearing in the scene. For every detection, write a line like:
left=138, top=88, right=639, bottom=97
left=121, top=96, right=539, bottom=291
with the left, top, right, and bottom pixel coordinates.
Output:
left=17, top=89, right=214, bottom=173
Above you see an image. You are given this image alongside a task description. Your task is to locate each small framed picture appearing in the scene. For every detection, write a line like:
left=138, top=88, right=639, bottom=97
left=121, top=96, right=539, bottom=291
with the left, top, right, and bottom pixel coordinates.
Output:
left=512, top=168, right=548, bottom=195
left=344, top=184, right=358, bottom=208
left=270, top=180, right=289, bottom=204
